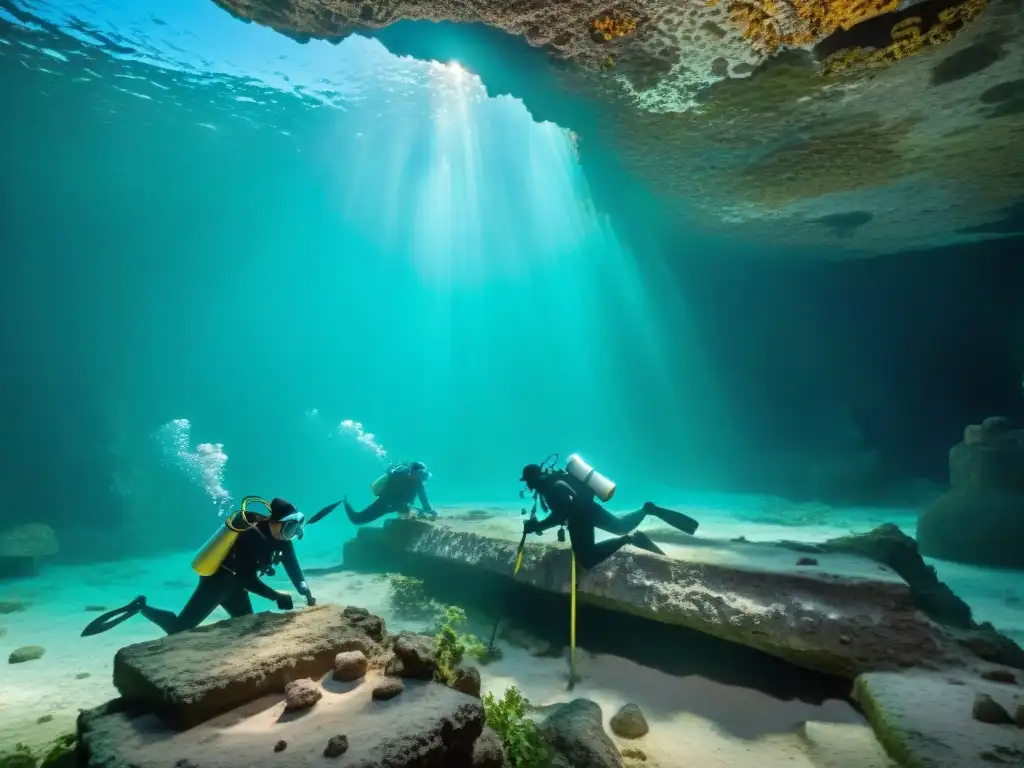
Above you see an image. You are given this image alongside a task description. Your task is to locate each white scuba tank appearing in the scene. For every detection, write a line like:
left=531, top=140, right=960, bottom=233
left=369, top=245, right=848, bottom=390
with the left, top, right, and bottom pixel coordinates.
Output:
left=565, top=453, right=616, bottom=502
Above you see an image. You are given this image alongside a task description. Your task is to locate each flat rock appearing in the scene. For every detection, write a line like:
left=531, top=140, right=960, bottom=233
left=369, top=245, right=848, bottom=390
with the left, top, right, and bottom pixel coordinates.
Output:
left=112, top=604, right=386, bottom=729
left=344, top=517, right=985, bottom=678
left=78, top=676, right=486, bottom=768
left=854, top=671, right=1024, bottom=767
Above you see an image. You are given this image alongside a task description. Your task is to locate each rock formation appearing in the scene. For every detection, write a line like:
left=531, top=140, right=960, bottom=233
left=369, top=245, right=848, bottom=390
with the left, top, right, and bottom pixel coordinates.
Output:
left=78, top=605, right=505, bottom=768
left=0, top=524, right=58, bottom=579
left=213, top=0, right=1024, bottom=257
left=917, top=416, right=1024, bottom=569
left=345, top=516, right=1023, bottom=677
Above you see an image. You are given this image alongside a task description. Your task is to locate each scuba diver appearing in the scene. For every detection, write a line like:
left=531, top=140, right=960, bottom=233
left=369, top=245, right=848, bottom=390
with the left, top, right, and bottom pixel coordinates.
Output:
left=343, top=461, right=437, bottom=524
left=520, top=454, right=700, bottom=569
left=81, top=496, right=339, bottom=637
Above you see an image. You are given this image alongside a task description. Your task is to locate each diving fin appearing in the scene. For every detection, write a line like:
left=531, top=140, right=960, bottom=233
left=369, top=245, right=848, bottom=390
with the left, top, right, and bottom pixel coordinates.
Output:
left=629, top=531, right=666, bottom=556
left=309, top=500, right=342, bottom=525
left=647, top=504, right=699, bottom=536
left=81, top=597, right=146, bottom=637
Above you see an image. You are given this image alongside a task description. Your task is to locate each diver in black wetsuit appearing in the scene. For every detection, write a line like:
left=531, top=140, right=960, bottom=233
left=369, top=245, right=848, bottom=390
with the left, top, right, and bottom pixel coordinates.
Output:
left=82, top=498, right=320, bottom=637
left=343, top=461, right=437, bottom=524
left=520, top=463, right=699, bottom=569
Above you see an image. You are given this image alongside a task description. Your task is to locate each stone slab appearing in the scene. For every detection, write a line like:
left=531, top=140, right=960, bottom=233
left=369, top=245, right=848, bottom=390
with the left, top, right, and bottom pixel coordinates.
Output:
left=344, top=515, right=977, bottom=679
left=854, top=670, right=1024, bottom=767
left=112, top=604, right=385, bottom=729
left=79, top=674, right=485, bottom=768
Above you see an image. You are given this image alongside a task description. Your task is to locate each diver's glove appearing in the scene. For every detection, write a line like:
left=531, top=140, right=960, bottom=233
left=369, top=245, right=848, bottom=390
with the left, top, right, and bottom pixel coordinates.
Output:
left=276, top=592, right=294, bottom=611
left=523, top=518, right=541, bottom=535
left=422, top=507, right=438, bottom=520
left=298, top=582, right=316, bottom=607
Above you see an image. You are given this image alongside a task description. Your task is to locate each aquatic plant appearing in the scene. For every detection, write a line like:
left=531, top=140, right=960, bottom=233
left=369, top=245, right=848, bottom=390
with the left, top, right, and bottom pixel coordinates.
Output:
left=0, top=743, right=35, bottom=768
left=433, top=605, right=468, bottom=683
left=483, top=687, right=550, bottom=768
left=384, top=574, right=443, bottom=619
left=592, top=14, right=638, bottom=41
left=39, top=734, right=75, bottom=768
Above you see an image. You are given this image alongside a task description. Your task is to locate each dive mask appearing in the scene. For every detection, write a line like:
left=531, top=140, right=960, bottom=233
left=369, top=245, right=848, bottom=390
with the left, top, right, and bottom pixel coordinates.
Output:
left=276, top=510, right=307, bottom=541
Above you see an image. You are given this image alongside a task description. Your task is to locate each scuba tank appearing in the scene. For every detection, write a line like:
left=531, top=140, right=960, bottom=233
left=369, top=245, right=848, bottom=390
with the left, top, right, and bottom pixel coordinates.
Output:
left=191, top=497, right=272, bottom=577
left=565, top=453, right=616, bottom=503
left=370, top=472, right=390, bottom=497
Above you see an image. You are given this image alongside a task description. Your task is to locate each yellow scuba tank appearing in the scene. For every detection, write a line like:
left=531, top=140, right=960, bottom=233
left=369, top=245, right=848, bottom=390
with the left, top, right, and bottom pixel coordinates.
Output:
left=191, top=496, right=271, bottom=577
left=565, top=454, right=616, bottom=503
left=370, top=472, right=390, bottom=497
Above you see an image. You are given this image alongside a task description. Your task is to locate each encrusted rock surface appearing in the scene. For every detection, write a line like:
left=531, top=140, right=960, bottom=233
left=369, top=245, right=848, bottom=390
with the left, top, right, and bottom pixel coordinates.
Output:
left=344, top=517, right=1022, bottom=677
left=215, top=0, right=1023, bottom=256
left=854, top=670, right=1024, bottom=766
left=79, top=676, right=487, bottom=768
left=112, top=604, right=386, bottom=728
left=541, top=699, right=623, bottom=768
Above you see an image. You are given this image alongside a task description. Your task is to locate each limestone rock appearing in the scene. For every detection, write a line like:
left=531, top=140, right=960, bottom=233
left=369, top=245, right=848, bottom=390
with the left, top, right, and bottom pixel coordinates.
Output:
left=472, top=727, right=508, bottom=768
left=389, top=632, right=436, bottom=680
left=918, top=419, right=1024, bottom=569
left=284, top=679, right=322, bottom=711
left=0, top=523, right=59, bottom=557
left=344, top=518, right=985, bottom=678
left=450, top=664, right=481, bottom=698
left=0, top=524, right=58, bottom=578
left=855, top=671, right=1024, bottom=767
left=78, top=678, right=487, bottom=768
left=9, top=645, right=45, bottom=664
left=333, top=650, right=368, bottom=681
left=610, top=704, right=649, bottom=739
left=973, top=693, right=1013, bottom=725
left=541, top=699, right=622, bottom=768
left=113, top=604, right=386, bottom=728
left=323, top=734, right=349, bottom=758
left=372, top=678, right=405, bottom=700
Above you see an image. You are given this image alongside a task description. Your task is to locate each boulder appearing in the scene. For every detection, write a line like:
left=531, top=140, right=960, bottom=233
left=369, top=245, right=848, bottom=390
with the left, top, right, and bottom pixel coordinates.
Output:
left=609, top=704, right=649, bottom=739
left=854, top=671, right=1024, bottom=767
left=540, top=699, right=622, bottom=768
left=0, top=524, right=58, bottom=578
left=112, top=604, right=386, bottom=728
left=972, top=693, right=1013, bottom=725
left=372, top=678, right=405, bottom=700
left=471, top=727, right=508, bottom=768
left=9, top=645, right=45, bottom=664
left=918, top=418, right=1024, bottom=569
left=334, top=650, right=369, bottom=682
left=344, top=518, right=1005, bottom=678
left=284, top=679, right=322, bottom=711
left=388, top=632, right=437, bottom=680
left=78, top=678, right=487, bottom=768
left=450, top=664, right=481, bottom=698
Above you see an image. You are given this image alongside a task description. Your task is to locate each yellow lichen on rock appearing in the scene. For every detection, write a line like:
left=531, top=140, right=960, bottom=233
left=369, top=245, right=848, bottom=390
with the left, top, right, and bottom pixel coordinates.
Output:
left=728, top=0, right=901, bottom=56
left=823, top=0, right=988, bottom=75
left=593, top=13, right=638, bottom=41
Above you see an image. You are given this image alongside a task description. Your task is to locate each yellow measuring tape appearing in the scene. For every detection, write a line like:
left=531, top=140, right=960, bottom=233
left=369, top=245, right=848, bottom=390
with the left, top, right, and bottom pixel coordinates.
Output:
left=569, top=550, right=577, bottom=689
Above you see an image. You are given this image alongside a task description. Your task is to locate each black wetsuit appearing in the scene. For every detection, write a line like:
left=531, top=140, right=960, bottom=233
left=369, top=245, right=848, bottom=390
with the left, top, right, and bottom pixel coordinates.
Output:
left=345, top=466, right=434, bottom=524
left=526, top=474, right=697, bottom=569
left=140, top=522, right=307, bottom=635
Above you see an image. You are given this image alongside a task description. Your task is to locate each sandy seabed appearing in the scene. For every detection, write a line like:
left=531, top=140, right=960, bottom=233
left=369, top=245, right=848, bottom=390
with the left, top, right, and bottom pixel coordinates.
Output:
left=2, top=495, right=1021, bottom=767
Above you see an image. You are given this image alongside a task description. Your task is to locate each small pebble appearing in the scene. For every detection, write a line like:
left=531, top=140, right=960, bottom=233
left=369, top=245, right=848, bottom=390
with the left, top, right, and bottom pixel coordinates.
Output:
left=972, top=693, right=1013, bottom=724
left=175, top=760, right=198, bottom=768
left=980, top=669, right=1017, bottom=684
left=796, top=557, right=818, bottom=567
left=839, top=635, right=852, bottom=645
left=84, top=605, right=107, bottom=612
left=76, top=672, right=91, bottom=680
left=372, top=678, right=405, bottom=701
left=273, top=740, right=287, bottom=753
left=323, top=734, right=349, bottom=758
left=36, top=714, right=53, bottom=724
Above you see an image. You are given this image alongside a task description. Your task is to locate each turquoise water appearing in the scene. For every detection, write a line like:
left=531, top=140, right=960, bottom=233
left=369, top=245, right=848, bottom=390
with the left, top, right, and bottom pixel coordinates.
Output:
left=1, top=0, right=735, bottom=560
